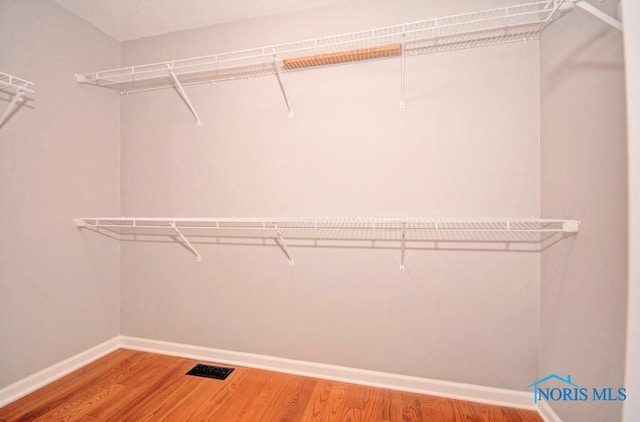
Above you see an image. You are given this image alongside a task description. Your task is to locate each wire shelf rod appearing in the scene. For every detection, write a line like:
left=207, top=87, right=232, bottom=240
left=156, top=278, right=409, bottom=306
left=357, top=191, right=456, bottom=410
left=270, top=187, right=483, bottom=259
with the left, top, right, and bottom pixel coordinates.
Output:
left=78, top=217, right=567, bottom=223
left=76, top=225, right=575, bottom=233
left=74, top=218, right=580, bottom=233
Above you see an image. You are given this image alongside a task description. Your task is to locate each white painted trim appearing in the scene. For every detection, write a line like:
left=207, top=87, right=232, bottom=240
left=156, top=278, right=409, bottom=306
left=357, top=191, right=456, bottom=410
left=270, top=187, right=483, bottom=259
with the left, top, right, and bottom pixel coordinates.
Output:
left=622, top=1, right=640, bottom=420
left=0, top=337, right=120, bottom=408
left=538, top=400, right=563, bottom=422
left=0, top=336, right=541, bottom=414
left=119, top=335, right=536, bottom=410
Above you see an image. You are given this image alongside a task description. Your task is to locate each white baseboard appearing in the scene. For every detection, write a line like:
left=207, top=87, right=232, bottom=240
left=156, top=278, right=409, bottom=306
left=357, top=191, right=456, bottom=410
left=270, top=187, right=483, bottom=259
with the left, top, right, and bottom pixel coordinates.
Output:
left=0, top=335, right=539, bottom=413
left=538, top=400, right=563, bottom=422
left=0, top=337, right=120, bottom=408
left=119, top=335, right=536, bottom=411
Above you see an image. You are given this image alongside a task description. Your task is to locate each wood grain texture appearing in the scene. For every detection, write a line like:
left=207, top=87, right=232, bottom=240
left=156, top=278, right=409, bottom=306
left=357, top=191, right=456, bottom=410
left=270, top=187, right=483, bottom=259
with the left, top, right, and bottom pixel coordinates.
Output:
left=0, top=349, right=542, bottom=421
left=282, top=45, right=402, bottom=70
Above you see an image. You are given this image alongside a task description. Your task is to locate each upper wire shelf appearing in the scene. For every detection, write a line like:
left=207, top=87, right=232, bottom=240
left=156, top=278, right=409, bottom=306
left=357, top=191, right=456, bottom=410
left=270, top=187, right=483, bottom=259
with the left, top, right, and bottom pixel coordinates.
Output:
left=75, top=217, right=580, bottom=269
left=75, top=217, right=579, bottom=232
left=75, top=1, right=574, bottom=94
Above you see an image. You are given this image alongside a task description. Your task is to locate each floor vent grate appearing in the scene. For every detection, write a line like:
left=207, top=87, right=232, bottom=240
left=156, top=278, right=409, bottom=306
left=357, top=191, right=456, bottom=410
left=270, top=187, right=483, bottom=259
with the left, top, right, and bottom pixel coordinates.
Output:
left=186, top=363, right=234, bottom=380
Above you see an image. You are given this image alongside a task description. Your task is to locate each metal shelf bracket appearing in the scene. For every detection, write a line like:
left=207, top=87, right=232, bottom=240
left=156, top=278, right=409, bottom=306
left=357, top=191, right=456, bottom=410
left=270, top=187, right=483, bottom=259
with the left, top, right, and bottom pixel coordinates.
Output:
left=1, top=72, right=34, bottom=129
left=399, top=224, right=407, bottom=271
left=573, top=0, right=622, bottom=31
left=274, top=226, right=295, bottom=266
left=170, top=222, right=202, bottom=262
left=0, top=88, right=26, bottom=128
left=168, top=65, right=202, bottom=126
left=274, top=59, right=294, bottom=119
left=400, top=34, right=406, bottom=109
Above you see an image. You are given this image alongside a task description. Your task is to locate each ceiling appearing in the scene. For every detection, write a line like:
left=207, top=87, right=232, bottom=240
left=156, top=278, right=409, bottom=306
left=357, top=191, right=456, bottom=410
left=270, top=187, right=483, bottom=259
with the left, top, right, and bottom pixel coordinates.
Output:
left=52, top=0, right=354, bottom=42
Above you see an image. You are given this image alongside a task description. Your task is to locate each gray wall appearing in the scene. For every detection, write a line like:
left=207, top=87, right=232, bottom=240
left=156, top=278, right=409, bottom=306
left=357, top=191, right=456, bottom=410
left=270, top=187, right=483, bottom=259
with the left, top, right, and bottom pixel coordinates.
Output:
left=120, top=0, right=541, bottom=390
left=540, top=1, right=627, bottom=420
left=0, top=1, right=120, bottom=389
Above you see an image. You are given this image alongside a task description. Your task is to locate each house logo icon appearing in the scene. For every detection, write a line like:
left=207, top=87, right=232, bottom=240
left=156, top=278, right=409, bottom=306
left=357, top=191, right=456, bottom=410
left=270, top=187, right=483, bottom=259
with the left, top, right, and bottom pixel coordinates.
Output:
left=527, top=374, right=578, bottom=404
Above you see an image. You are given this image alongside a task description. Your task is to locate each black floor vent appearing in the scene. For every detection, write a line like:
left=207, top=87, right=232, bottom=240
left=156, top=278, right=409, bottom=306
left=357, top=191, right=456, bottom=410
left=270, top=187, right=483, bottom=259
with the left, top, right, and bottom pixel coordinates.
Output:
left=186, top=363, right=234, bottom=380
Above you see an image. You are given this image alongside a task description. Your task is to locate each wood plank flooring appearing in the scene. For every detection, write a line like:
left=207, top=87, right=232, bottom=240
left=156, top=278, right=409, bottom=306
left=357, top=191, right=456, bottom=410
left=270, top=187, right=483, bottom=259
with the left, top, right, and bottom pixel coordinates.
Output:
left=0, top=349, right=542, bottom=421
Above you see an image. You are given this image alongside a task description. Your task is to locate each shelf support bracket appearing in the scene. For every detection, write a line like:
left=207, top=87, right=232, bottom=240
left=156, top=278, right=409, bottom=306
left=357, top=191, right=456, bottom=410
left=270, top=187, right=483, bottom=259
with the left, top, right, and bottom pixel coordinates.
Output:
left=274, top=59, right=294, bottom=119
left=399, top=224, right=407, bottom=271
left=168, top=68, right=202, bottom=126
left=562, top=220, right=580, bottom=233
left=574, top=0, right=622, bottom=31
left=0, top=88, right=26, bottom=128
left=170, top=222, right=202, bottom=262
left=400, top=34, right=406, bottom=109
left=274, top=226, right=295, bottom=266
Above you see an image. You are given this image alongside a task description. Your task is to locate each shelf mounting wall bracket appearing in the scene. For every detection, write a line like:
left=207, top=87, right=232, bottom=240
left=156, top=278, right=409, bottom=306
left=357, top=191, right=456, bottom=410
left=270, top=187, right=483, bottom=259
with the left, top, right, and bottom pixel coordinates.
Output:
left=1, top=72, right=34, bottom=129
left=399, top=34, right=406, bottom=109
left=574, top=0, right=622, bottom=31
left=274, top=58, right=294, bottom=119
left=274, top=226, right=295, bottom=266
left=170, top=222, right=202, bottom=262
left=168, top=66, right=202, bottom=126
left=0, top=88, right=26, bottom=128
left=399, top=224, right=407, bottom=271
left=562, top=220, right=581, bottom=233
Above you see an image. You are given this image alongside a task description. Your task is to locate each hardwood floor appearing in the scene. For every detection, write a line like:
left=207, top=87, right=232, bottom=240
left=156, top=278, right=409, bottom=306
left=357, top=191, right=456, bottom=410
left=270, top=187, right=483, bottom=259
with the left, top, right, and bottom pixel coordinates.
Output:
left=0, top=349, right=542, bottom=421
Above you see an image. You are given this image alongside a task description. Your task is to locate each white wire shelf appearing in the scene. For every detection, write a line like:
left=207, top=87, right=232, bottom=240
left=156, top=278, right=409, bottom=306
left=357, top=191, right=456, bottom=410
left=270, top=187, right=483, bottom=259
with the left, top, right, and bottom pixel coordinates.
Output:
left=75, top=217, right=579, bottom=231
left=75, top=217, right=580, bottom=269
left=75, top=1, right=574, bottom=95
left=1, top=71, right=34, bottom=128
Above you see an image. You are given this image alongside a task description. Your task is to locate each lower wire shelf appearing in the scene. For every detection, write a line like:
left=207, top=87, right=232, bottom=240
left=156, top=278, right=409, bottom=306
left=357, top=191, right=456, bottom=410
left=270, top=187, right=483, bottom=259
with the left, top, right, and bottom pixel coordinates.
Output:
left=74, top=217, right=580, bottom=270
